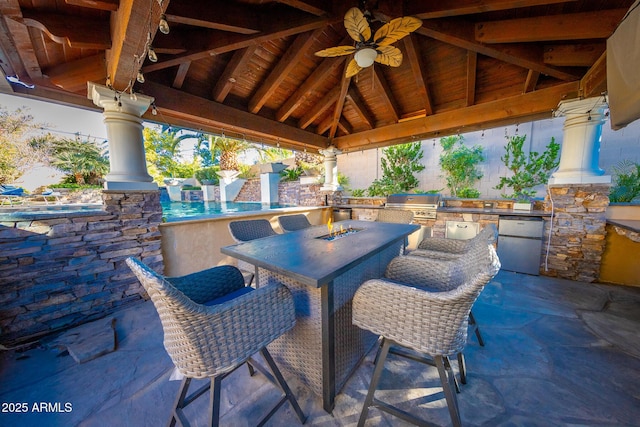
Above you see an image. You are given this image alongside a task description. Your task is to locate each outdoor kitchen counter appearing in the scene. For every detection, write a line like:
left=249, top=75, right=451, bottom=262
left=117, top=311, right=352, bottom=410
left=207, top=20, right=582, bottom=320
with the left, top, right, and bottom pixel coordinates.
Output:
left=437, top=206, right=552, bottom=217
left=606, top=219, right=640, bottom=233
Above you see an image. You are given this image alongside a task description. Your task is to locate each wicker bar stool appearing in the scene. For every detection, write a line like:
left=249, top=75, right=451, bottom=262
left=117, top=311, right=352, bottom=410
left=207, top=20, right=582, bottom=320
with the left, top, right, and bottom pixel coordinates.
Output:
left=126, top=258, right=306, bottom=427
left=228, top=219, right=278, bottom=285
left=278, top=214, right=312, bottom=232
left=352, top=269, right=494, bottom=427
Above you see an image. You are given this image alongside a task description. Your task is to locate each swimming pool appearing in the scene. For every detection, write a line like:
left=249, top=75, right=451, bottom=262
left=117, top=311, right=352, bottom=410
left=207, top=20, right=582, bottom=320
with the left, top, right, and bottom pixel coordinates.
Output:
left=161, top=201, right=295, bottom=221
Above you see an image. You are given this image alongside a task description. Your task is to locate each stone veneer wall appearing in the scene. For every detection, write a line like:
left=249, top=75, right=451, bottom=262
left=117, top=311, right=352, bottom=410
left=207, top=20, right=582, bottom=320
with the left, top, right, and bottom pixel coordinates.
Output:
left=543, top=184, right=610, bottom=282
left=0, top=191, right=163, bottom=345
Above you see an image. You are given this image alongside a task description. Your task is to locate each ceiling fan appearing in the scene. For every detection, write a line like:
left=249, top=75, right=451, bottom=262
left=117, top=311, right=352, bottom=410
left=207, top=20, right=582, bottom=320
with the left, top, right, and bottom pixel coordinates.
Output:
left=315, top=7, right=422, bottom=78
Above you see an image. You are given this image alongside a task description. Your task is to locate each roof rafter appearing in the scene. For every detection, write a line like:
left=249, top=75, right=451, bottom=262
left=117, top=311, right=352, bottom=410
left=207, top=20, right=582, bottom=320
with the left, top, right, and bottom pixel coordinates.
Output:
left=371, top=66, right=400, bottom=124
left=403, top=35, right=433, bottom=116
left=406, top=0, right=578, bottom=19
left=328, top=61, right=351, bottom=138
left=212, top=46, right=259, bottom=103
left=249, top=28, right=324, bottom=114
left=524, top=70, right=540, bottom=93
left=543, top=43, right=605, bottom=67
left=172, top=61, right=190, bottom=89
left=298, top=85, right=340, bottom=129
left=276, top=0, right=329, bottom=16
left=475, top=9, right=627, bottom=43
left=466, top=51, right=477, bottom=106
left=1, top=0, right=42, bottom=81
left=346, top=88, right=374, bottom=129
left=165, top=3, right=260, bottom=34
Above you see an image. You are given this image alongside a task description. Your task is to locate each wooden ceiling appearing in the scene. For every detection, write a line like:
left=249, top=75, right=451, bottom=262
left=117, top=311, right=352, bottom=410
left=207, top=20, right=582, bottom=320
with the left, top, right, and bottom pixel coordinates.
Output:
left=0, top=0, right=633, bottom=152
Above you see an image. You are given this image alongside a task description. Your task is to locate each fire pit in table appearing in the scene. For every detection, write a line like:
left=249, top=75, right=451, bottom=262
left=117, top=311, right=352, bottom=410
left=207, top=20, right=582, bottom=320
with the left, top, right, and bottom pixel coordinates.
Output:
left=316, top=220, right=363, bottom=241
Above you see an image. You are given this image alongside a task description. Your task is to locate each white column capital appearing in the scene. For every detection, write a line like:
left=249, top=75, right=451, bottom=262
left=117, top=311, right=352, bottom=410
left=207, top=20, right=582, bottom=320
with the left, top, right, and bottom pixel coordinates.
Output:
left=553, top=97, right=608, bottom=118
left=319, top=145, right=342, bottom=159
left=88, top=82, right=154, bottom=116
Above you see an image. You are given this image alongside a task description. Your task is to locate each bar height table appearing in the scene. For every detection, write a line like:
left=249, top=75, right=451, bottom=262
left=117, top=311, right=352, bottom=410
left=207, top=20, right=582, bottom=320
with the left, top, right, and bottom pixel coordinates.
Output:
left=221, top=220, right=419, bottom=412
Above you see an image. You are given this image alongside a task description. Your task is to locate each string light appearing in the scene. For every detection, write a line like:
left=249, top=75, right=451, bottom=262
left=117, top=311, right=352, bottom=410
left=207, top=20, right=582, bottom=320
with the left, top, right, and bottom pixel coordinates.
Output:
left=158, top=14, right=170, bottom=34
left=147, top=45, right=158, bottom=62
left=136, top=70, right=145, bottom=83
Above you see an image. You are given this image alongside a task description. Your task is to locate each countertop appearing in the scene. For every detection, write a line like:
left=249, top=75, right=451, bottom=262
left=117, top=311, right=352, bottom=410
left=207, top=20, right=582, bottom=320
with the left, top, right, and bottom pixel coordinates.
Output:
left=607, top=219, right=640, bottom=233
left=335, top=204, right=552, bottom=217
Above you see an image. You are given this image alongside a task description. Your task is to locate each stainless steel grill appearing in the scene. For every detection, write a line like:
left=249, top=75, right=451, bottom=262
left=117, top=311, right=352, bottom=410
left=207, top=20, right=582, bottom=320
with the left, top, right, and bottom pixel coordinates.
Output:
left=385, top=193, right=441, bottom=220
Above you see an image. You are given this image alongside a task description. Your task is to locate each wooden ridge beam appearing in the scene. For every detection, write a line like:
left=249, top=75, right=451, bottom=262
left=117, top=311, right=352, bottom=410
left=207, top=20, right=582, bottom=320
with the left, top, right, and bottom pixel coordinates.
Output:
left=142, top=14, right=334, bottom=73
left=276, top=52, right=347, bottom=122
left=140, top=80, right=329, bottom=149
left=213, top=46, right=259, bottom=103
left=249, top=28, right=323, bottom=114
left=403, top=35, right=433, bottom=116
left=475, top=9, right=627, bottom=43
left=416, top=18, right=580, bottom=81
left=407, top=0, right=577, bottom=19
left=334, top=81, right=580, bottom=150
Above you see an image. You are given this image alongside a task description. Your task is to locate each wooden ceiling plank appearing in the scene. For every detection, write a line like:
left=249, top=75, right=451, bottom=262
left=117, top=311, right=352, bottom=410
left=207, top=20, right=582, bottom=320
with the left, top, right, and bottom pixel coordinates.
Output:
left=298, top=85, right=340, bottom=129
left=408, top=0, right=577, bottom=19
left=109, top=0, right=167, bottom=90
left=543, top=43, right=605, bottom=67
left=524, top=69, right=540, bottom=93
left=403, top=35, right=433, bottom=116
left=334, top=81, right=580, bottom=150
left=328, top=61, right=351, bottom=138
left=166, top=3, right=260, bottom=34
left=65, top=0, right=119, bottom=12
left=466, top=50, right=477, bottom=106
left=213, top=45, right=258, bottom=103
left=476, top=9, right=627, bottom=43
left=142, top=14, right=333, bottom=74
left=172, top=61, right=190, bottom=89
left=372, top=66, right=400, bottom=123
left=276, top=0, right=329, bottom=16
left=276, top=52, right=347, bottom=122
left=141, top=80, right=329, bottom=148
left=20, top=12, right=110, bottom=50
left=346, top=87, right=374, bottom=129
left=580, top=51, right=606, bottom=99
left=417, top=19, right=580, bottom=81
left=249, top=28, right=323, bottom=114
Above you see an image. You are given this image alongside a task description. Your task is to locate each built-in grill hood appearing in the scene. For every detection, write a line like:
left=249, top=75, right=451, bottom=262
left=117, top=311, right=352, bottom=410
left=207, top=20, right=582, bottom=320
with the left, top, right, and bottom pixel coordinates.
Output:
left=385, top=193, right=441, bottom=220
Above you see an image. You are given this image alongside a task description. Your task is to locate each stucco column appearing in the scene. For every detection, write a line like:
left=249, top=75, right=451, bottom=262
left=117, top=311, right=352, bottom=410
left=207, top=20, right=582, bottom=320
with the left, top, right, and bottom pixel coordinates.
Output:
left=549, top=97, right=611, bottom=185
left=88, top=82, right=157, bottom=190
left=319, top=145, right=342, bottom=191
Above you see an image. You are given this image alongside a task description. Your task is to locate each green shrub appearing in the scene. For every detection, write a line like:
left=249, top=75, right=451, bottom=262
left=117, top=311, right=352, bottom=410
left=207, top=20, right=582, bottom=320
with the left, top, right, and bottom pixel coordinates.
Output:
left=367, top=142, right=425, bottom=196
left=351, top=189, right=365, bottom=197
left=457, top=187, right=481, bottom=198
left=439, top=135, right=484, bottom=197
left=280, top=166, right=303, bottom=182
left=194, top=166, right=219, bottom=185
left=610, top=160, right=640, bottom=203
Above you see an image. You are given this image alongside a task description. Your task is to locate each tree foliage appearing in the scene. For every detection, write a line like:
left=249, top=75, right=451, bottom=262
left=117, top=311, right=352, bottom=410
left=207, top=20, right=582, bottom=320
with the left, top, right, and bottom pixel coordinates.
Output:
left=609, top=160, right=640, bottom=203
left=439, top=135, right=484, bottom=197
left=0, top=106, right=47, bottom=183
left=143, top=127, right=200, bottom=183
left=495, top=135, right=560, bottom=200
left=367, top=142, right=425, bottom=196
left=50, top=138, right=109, bottom=185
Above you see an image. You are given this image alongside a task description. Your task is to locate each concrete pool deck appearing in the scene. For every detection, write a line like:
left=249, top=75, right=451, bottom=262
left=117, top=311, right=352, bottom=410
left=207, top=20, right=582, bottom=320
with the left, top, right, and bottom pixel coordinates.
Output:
left=1, top=270, right=640, bottom=426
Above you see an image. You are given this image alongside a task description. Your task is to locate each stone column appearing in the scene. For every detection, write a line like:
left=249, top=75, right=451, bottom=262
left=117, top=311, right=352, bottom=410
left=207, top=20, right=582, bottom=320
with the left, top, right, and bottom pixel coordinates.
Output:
left=320, top=145, right=342, bottom=191
left=88, top=83, right=157, bottom=190
left=549, top=97, right=610, bottom=185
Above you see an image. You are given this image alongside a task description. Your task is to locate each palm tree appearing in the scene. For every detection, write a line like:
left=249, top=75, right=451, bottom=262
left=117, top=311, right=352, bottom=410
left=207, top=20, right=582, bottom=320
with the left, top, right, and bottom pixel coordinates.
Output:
left=51, top=138, right=109, bottom=184
left=210, top=136, right=253, bottom=171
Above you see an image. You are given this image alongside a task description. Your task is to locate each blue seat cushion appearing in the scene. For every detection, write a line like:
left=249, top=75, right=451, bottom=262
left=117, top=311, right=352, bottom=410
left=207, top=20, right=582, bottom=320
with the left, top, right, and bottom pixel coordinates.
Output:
left=203, top=286, right=254, bottom=306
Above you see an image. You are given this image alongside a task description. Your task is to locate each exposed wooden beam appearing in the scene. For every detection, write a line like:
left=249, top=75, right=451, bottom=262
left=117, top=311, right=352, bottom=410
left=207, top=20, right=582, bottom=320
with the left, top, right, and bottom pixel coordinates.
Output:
left=543, top=43, right=605, bottom=67
left=298, top=85, right=340, bottom=129
left=407, top=0, right=577, bottom=19
left=172, top=62, right=190, bottom=89
left=166, top=3, right=260, bottom=34
left=249, top=28, right=323, bottom=114
left=19, top=12, right=110, bottom=49
left=346, top=88, right=374, bottom=129
left=65, top=0, right=118, bottom=12
left=276, top=0, right=328, bottom=16
left=141, top=80, right=329, bottom=149
left=403, top=35, right=433, bottom=116
left=316, top=113, right=333, bottom=135
left=48, top=54, right=106, bottom=93
left=524, top=70, right=540, bottom=93
left=328, top=61, right=351, bottom=138
left=337, top=117, right=352, bottom=135
left=466, top=50, right=477, bottom=106
left=334, top=81, right=580, bottom=150
left=109, top=0, right=167, bottom=91
left=142, top=14, right=334, bottom=73
left=475, top=9, right=627, bottom=43
left=276, top=52, right=347, bottom=122
left=416, top=19, right=580, bottom=81
left=212, top=46, right=258, bottom=103
left=372, top=66, right=400, bottom=123
left=580, top=51, right=606, bottom=98
left=1, top=0, right=42, bottom=81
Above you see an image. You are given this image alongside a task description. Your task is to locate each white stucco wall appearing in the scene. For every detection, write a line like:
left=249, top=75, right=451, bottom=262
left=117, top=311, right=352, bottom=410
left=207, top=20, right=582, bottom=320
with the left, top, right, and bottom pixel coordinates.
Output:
left=337, top=117, right=640, bottom=198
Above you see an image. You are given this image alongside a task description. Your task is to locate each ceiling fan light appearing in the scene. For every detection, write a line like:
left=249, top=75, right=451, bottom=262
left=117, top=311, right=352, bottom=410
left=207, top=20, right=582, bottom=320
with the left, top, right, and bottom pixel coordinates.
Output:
left=354, top=48, right=377, bottom=68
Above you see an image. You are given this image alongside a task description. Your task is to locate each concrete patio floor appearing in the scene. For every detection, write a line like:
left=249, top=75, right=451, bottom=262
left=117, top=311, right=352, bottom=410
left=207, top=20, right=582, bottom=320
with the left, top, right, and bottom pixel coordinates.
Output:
left=2, top=270, right=640, bottom=427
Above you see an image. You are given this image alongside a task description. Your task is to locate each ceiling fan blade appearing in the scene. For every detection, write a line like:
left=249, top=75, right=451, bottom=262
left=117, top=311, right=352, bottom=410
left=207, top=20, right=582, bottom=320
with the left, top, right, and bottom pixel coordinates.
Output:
left=344, top=7, right=371, bottom=43
left=374, top=16, right=422, bottom=46
left=315, top=46, right=356, bottom=57
left=375, top=45, right=403, bottom=67
left=345, top=58, right=363, bottom=78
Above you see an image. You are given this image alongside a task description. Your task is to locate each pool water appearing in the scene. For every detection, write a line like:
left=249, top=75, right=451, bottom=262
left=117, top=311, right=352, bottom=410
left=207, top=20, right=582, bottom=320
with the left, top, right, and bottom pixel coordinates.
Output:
left=161, top=201, right=294, bottom=221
